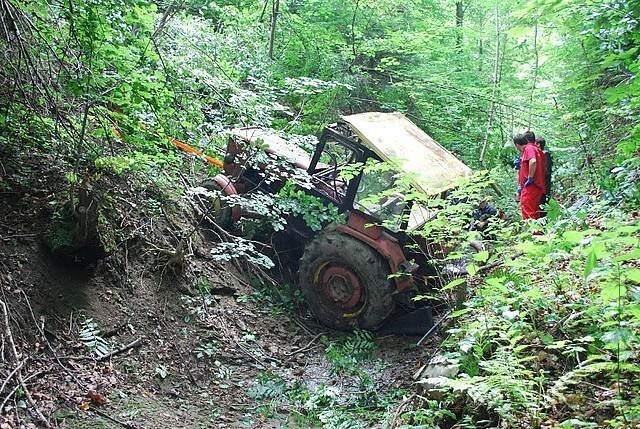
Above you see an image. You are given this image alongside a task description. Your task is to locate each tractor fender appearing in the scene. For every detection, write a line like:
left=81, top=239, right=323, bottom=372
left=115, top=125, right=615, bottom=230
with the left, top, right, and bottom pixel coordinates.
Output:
left=212, top=174, right=242, bottom=221
left=335, top=219, right=413, bottom=293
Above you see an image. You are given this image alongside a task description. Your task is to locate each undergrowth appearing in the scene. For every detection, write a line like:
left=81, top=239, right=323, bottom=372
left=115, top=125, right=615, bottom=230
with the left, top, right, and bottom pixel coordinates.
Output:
left=408, top=201, right=640, bottom=428
left=247, top=330, right=403, bottom=428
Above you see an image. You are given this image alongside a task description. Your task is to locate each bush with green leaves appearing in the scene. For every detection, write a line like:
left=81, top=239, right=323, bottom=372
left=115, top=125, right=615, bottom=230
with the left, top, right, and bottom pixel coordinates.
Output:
left=250, top=279, right=304, bottom=315
left=418, top=201, right=640, bottom=427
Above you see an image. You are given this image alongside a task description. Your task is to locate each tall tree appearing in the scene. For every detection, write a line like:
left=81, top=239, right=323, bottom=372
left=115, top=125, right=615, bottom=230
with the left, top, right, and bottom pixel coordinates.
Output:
left=268, top=0, right=279, bottom=59
left=455, top=0, right=464, bottom=50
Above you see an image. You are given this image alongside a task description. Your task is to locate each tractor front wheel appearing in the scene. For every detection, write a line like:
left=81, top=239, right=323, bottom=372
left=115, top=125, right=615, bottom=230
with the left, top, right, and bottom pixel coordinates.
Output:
left=299, top=231, right=395, bottom=331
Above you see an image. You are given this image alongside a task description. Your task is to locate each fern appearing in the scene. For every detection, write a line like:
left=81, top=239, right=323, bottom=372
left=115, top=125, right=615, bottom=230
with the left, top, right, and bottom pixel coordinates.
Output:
left=79, top=318, right=110, bottom=358
left=551, top=359, right=640, bottom=395
left=247, top=373, right=286, bottom=400
left=324, top=330, right=376, bottom=375
left=442, top=348, right=544, bottom=425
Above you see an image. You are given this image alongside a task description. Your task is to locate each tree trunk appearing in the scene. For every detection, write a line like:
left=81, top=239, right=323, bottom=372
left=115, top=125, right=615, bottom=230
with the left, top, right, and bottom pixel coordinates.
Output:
left=528, top=23, right=539, bottom=129
left=268, top=0, right=279, bottom=59
left=479, top=3, right=501, bottom=164
left=455, top=1, right=464, bottom=51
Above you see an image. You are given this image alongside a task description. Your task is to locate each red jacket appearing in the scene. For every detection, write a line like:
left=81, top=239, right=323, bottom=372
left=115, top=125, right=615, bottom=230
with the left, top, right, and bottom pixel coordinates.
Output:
left=519, top=143, right=546, bottom=193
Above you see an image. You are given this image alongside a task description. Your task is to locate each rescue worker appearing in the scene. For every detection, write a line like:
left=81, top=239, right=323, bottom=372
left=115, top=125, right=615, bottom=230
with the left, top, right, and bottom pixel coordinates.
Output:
left=513, top=132, right=546, bottom=220
left=535, top=136, right=553, bottom=210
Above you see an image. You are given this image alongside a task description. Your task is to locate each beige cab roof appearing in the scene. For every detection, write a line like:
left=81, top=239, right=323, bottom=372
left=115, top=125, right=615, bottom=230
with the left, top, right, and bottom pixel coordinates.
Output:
left=229, top=127, right=313, bottom=169
left=341, top=112, right=473, bottom=195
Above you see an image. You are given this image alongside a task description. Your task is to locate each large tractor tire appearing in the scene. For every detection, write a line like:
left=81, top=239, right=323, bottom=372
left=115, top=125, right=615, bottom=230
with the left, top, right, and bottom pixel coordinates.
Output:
left=199, top=179, right=233, bottom=230
left=299, top=231, right=396, bottom=331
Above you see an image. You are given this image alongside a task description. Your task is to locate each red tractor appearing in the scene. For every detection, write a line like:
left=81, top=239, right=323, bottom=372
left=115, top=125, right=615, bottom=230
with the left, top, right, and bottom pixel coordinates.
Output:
left=200, top=112, right=473, bottom=332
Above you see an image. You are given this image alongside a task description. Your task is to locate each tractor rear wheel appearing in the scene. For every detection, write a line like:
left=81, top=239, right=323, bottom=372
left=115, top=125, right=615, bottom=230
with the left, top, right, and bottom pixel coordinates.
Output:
left=199, top=179, right=233, bottom=230
left=299, top=231, right=395, bottom=331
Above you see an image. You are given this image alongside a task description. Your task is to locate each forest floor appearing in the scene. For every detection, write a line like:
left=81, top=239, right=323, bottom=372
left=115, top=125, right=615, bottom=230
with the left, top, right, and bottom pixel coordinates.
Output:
left=0, top=148, right=442, bottom=429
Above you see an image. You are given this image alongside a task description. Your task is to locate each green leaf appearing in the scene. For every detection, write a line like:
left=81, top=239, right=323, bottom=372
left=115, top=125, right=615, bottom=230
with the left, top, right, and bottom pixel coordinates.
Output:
left=539, top=333, right=555, bottom=346
left=484, top=277, right=505, bottom=287
left=615, top=225, right=640, bottom=235
left=627, top=304, right=640, bottom=319
left=524, top=287, right=543, bottom=300
left=584, top=248, right=597, bottom=279
left=614, top=248, right=640, bottom=263
left=514, top=241, right=545, bottom=255
left=472, top=250, right=489, bottom=263
left=504, top=259, right=528, bottom=268
left=441, top=278, right=466, bottom=291
left=563, top=229, right=599, bottom=244
left=624, top=268, right=640, bottom=283
left=451, top=308, right=471, bottom=318
left=562, top=230, right=586, bottom=243
left=600, top=283, right=626, bottom=301
left=602, top=327, right=634, bottom=349
left=466, top=264, right=478, bottom=277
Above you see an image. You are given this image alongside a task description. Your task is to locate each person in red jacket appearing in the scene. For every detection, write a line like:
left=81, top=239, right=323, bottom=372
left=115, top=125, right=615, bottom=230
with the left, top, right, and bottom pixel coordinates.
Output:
left=513, top=131, right=546, bottom=220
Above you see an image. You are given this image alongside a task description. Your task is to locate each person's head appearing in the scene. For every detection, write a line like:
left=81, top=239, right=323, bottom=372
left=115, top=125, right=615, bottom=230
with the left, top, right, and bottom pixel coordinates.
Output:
left=513, top=133, right=527, bottom=153
left=524, top=130, right=536, bottom=144
left=477, top=195, right=491, bottom=209
left=535, top=136, right=546, bottom=150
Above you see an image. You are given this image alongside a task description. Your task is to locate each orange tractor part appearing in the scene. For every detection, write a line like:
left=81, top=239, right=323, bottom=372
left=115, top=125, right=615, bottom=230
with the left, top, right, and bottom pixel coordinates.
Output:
left=170, top=138, right=223, bottom=168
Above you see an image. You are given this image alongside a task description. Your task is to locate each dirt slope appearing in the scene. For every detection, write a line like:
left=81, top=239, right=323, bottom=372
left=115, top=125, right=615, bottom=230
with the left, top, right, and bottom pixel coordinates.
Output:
left=0, top=148, right=437, bottom=429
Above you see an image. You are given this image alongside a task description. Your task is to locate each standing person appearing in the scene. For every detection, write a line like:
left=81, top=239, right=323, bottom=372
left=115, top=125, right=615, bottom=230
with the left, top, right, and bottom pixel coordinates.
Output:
left=535, top=136, right=553, bottom=208
left=513, top=132, right=546, bottom=220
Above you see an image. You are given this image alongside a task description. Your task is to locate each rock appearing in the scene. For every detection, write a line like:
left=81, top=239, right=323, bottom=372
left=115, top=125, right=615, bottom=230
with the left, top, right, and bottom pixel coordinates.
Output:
left=414, top=354, right=460, bottom=399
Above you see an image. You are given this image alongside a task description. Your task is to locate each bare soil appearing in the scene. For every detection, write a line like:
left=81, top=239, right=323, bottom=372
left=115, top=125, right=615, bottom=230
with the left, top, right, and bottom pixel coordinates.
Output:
left=0, top=150, right=439, bottom=429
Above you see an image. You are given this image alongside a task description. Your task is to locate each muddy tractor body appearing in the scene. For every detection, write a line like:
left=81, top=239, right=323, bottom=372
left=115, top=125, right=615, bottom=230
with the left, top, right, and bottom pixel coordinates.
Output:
left=203, top=112, right=472, bottom=331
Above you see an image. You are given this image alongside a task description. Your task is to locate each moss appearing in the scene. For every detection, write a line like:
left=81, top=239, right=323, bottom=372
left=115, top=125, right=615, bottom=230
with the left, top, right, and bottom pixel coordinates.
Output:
left=97, top=211, right=117, bottom=254
left=44, top=218, right=75, bottom=253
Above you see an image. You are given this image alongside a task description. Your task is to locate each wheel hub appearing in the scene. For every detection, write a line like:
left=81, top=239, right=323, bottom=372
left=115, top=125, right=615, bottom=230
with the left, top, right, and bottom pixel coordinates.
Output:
left=320, top=265, right=362, bottom=309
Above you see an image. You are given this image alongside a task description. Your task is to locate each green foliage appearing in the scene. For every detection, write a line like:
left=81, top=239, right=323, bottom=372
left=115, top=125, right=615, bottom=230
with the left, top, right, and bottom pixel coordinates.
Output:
left=44, top=213, right=76, bottom=253
left=323, top=330, right=376, bottom=376
left=426, top=202, right=640, bottom=426
left=79, top=318, right=110, bottom=358
left=442, top=348, right=545, bottom=425
left=247, top=371, right=287, bottom=401
left=194, top=339, right=220, bottom=360
left=209, top=236, right=275, bottom=269
left=248, top=331, right=402, bottom=428
left=250, top=279, right=303, bottom=315
left=399, top=399, right=456, bottom=429
left=181, top=292, right=216, bottom=320
left=276, top=182, right=342, bottom=232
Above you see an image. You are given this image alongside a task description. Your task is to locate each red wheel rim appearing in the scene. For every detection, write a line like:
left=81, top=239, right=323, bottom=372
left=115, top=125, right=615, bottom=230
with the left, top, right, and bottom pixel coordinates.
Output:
left=319, top=265, right=362, bottom=309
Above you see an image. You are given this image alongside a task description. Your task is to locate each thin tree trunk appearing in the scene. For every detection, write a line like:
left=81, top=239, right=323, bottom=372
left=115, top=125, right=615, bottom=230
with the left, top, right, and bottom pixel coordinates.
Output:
left=351, top=0, right=360, bottom=60
left=268, top=0, right=279, bottom=59
left=479, top=4, right=500, bottom=164
left=528, top=22, right=539, bottom=129
left=455, top=1, right=464, bottom=51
